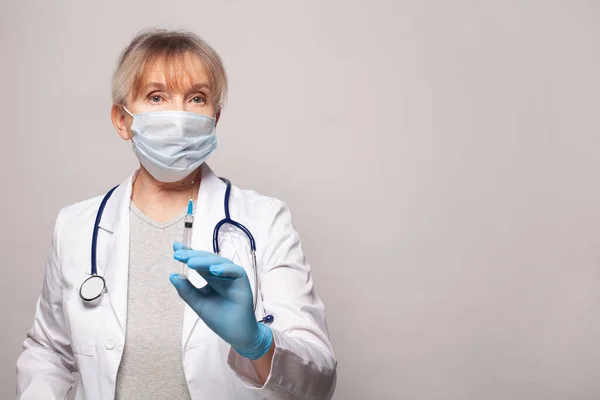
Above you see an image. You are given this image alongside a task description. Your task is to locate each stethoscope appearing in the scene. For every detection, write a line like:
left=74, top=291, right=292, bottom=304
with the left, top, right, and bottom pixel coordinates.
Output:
left=79, top=178, right=274, bottom=324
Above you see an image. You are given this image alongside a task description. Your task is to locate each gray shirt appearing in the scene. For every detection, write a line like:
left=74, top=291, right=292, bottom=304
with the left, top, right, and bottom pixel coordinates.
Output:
left=115, top=202, right=192, bottom=400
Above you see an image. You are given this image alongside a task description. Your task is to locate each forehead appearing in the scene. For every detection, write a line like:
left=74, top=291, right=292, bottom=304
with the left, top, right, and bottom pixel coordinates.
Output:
left=131, top=52, right=211, bottom=98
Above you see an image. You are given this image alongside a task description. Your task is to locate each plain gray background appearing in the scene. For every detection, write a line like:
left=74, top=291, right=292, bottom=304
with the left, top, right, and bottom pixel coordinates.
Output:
left=1, top=1, right=599, bottom=399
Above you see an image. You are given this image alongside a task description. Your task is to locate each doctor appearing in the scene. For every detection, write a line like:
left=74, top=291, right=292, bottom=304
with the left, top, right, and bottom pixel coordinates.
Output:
left=16, top=29, right=336, bottom=399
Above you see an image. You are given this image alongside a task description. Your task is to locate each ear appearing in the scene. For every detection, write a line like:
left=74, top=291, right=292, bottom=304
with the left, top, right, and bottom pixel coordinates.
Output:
left=111, top=104, right=133, bottom=141
left=215, top=109, right=221, bottom=127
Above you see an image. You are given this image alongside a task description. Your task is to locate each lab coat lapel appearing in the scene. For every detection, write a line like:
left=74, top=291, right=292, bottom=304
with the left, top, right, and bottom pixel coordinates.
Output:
left=97, top=172, right=135, bottom=335
left=182, top=163, right=227, bottom=348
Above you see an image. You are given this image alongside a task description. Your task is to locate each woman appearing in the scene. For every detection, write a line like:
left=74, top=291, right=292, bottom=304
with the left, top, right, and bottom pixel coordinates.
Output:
left=16, top=29, right=336, bottom=400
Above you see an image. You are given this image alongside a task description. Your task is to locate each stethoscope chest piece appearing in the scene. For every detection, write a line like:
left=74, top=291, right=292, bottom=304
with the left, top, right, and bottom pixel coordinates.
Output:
left=80, top=275, right=106, bottom=302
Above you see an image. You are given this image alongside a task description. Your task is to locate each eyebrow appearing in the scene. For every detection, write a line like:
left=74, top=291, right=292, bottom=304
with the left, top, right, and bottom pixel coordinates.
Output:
left=143, top=82, right=167, bottom=91
left=186, top=83, right=212, bottom=96
left=142, top=82, right=212, bottom=93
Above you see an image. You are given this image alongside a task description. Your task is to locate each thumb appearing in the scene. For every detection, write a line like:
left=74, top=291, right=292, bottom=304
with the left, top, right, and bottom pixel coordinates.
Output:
left=170, top=273, right=203, bottom=305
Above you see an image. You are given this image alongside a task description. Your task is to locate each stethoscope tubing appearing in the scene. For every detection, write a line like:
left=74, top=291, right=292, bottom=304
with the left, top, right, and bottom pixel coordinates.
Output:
left=84, top=178, right=264, bottom=316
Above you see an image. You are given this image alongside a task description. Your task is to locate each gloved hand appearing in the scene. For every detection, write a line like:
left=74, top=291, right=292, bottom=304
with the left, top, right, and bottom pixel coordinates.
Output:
left=169, top=241, right=273, bottom=360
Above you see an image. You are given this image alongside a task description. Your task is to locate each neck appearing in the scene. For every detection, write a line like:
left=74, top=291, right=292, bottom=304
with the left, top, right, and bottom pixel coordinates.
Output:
left=131, top=166, right=201, bottom=222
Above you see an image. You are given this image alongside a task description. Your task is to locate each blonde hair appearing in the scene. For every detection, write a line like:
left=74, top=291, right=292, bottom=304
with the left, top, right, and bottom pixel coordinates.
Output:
left=112, top=28, right=228, bottom=109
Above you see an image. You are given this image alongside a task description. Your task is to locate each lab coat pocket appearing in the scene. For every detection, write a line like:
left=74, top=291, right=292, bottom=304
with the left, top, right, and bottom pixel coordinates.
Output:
left=64, top=288, right=108, bottom=357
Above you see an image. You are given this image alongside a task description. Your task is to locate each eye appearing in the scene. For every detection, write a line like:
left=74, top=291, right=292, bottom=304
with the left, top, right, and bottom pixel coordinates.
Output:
left=191, top=96, right=206, bottom=105
left=146, top=92, right=165, bottom=103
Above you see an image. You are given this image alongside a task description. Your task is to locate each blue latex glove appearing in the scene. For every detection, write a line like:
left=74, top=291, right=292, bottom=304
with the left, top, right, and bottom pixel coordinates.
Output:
left=170, top=241, right=273, bottom=360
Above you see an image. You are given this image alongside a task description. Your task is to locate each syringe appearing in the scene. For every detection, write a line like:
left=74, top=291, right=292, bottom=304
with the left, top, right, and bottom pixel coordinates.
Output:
left=181, top=199, right=194, bottom=277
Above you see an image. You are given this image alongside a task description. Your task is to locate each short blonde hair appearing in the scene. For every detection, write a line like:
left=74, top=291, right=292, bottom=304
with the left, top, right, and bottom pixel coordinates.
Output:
left=112, top=28, right=228, bottom=108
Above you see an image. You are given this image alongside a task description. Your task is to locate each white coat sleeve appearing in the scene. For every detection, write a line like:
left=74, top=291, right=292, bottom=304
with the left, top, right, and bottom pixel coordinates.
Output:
left=227, top=199, right=337, bottom=399
left=16, top=211, right=76, bottom=399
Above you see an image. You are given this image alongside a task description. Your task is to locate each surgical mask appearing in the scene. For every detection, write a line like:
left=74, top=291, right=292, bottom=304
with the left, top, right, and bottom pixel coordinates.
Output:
left=123, top=106, right=217, bottom=182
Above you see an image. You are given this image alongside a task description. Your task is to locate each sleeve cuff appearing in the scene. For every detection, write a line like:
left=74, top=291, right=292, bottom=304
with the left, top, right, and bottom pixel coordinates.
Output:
left=227, top=328, right=282, bottom=389
left=226, top=328, right=336, bottom=399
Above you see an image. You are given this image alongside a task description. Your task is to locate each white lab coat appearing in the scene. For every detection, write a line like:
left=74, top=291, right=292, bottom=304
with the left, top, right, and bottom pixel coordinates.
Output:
left=16, top=164, right=336, bottom=400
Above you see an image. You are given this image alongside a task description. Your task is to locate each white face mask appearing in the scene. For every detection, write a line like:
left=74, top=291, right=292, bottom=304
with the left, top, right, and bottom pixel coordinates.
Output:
left=123, top=106, right=217, bottom=182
